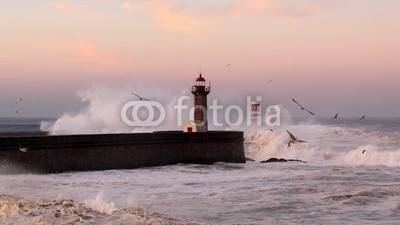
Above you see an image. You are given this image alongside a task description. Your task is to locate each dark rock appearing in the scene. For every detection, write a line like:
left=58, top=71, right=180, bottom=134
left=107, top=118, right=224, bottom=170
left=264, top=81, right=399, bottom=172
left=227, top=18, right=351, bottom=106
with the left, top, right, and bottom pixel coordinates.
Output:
left=260, top=158, right=307, bottom=163
left=245, top=157, right=255, bottom=162
left=260, top=158, right=286, bottom=163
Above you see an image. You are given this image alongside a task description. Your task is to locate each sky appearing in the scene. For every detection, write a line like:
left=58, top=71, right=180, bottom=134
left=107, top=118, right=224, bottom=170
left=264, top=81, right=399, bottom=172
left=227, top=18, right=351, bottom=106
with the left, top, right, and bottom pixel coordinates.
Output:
left=1, top=0, right=400, bottom=118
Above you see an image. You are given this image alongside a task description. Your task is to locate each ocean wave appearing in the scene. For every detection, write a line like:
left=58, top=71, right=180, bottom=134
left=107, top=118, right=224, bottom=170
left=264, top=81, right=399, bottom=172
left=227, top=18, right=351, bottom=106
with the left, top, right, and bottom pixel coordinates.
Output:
left=0, top=193, right=203, bottom=225
left=324, top=188, right=400, bottom=201
left=230, top=124, right=400, bottom=167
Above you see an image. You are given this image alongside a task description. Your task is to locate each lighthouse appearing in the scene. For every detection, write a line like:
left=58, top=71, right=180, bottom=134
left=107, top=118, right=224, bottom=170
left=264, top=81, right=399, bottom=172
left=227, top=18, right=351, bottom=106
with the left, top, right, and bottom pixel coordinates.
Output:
left=251, top=101, right=260, bottom=121
left=183, top=73, right=211, bottom=132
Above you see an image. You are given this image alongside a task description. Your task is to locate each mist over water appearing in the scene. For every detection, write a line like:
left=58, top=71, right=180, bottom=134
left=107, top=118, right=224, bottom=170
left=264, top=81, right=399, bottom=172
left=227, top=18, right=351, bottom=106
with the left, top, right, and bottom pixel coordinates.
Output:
left=2, top=86, right=400, bottom=224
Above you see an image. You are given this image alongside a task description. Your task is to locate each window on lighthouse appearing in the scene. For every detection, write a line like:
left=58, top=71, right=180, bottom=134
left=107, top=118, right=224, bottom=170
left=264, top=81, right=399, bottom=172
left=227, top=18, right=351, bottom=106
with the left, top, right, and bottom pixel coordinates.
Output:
left=196, top=80, right=205, bottom=86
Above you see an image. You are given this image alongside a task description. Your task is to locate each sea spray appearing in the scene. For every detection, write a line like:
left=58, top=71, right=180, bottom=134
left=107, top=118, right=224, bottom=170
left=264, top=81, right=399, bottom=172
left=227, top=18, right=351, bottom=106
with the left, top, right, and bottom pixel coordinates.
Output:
left=0, top=194, right=197, bottom=225
left=342, top=145, right=400, bottom=167
left=41, top=85, right=133, bottom=134
left=84, top=192, right=117, bottom=215
left=40, top=85, right=189, bottom=135
left=41, top=85, right=292, bottom=134
left=235, top=124, right=400, bottom=167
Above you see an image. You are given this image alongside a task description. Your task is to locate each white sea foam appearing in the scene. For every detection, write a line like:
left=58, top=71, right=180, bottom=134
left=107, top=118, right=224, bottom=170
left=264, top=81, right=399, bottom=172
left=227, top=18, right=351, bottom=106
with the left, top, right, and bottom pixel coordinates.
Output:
left=40, top=85, right=188, bottom=135
left=0, top=194, right=197, bottom=225
left=84, top=192, right=117, bottom=215
left=41, top=85, right=133, bottom=135
left=1, top=161, right=400, bottom=224
left=236, top=124, right=400, bottom=167
left=342, top=145, right=400, bottom=167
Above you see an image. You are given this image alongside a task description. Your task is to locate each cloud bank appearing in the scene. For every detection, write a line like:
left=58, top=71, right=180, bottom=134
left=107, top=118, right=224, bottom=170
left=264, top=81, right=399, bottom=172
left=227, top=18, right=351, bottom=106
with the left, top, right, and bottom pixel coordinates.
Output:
left=52, top=2, right=100, bottom=20
left=121, top=0, right=333, bottom=33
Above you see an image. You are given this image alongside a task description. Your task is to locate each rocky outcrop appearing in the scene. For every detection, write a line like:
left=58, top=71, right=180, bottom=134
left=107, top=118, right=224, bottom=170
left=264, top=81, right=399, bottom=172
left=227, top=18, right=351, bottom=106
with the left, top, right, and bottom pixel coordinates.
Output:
left=260, top=158, right=307, bottom=163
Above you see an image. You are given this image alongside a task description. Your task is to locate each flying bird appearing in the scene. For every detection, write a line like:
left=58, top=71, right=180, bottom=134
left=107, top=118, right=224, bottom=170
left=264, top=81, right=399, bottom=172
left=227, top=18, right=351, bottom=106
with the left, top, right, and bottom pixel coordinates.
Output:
left=287, top=130, right=307, bottom=147
left=19, top=147, right=28, bottom=153
left=358, top=115, right=366, bottom=122
left=19, top=98, right=23, bottom=101
left=131, top=92, right=149, bottom=101
left=362, top=150, right=366, bottom=154
left=292, top=98, right=315, bottom=115
left=18, top=144, right=28, bottom=153
left=332, top=113, right=339, bottom=119
left=227, top=64, right=231, bottom=67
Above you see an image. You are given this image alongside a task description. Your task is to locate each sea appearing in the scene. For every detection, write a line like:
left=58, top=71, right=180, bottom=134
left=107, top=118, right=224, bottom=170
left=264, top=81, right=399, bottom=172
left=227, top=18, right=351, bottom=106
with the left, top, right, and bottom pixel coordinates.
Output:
left=1, top=117, right=400, bottom=225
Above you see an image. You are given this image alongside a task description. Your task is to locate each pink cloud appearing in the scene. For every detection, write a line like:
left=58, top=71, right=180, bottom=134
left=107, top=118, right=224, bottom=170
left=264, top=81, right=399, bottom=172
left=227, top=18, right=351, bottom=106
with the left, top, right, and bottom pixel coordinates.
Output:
left=77, top=42, right=97, bottom=57
left=122, top=0, right=336, bottom=33
left=229, top=0, right=330, bottom=18
left=122, top=1, right=134, bottom=11
left=129, top=1, right=205, bottom=33
left=122, top=0, right=333, bottom=33
left=52, top=2, right=99, bottom=20
left=51, top=42, right=121, bottom=72
left=231, top=0, right=274, bottom=12
left=50, top=42, right=151, bottom=73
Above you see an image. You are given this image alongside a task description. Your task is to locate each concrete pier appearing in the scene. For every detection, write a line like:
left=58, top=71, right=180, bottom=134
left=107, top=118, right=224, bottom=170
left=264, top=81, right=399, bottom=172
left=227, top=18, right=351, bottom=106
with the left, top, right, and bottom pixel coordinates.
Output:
left=0, top=131, right=245, bottom=173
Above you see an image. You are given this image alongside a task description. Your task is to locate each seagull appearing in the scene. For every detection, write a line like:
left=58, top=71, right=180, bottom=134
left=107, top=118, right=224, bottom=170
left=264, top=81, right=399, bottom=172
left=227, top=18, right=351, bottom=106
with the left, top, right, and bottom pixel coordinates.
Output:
left=131, top=92, right=149, bottom=101
left=16, top=110, right=19, bottom=114
left=292, top=98, right=315, bottom=115
left=227, top=64, right=231, bottom=67
left=362, top=150, right=366, bottom=154
left=332, top=113, right=339, bottom=119
left=18, top=144, right=28, bottom=153
left=287, top=130, right=307, bottom=147
left=19, top=147, right=28, bottom=153
left=358, top=115, right=366, bottom=122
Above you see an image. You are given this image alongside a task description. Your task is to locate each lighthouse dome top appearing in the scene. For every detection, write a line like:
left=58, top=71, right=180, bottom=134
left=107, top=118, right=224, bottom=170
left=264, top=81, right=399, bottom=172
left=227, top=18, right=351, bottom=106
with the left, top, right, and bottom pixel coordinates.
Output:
left=196, top=74, right=205, bottom=81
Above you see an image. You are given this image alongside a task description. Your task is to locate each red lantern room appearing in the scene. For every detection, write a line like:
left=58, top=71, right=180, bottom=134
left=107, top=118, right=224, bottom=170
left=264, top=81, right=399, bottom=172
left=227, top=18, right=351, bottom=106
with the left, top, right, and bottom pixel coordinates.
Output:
left=196, top=74, right=205, bottom=83
left=192, top=74, right=210, bottom=94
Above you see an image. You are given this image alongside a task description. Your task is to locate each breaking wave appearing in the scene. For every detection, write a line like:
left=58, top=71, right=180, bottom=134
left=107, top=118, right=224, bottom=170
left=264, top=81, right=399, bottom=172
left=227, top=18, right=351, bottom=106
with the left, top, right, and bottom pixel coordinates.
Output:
left=40, top=85, right=189, bottom=135
left=0, top=193, right=201, bottom=225
left=234, top=123, right=400, bottom=167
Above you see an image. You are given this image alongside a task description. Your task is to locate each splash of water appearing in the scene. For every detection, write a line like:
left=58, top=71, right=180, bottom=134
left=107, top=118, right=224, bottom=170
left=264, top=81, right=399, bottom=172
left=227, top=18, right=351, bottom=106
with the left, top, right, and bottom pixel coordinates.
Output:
left=238, top=124, right=400, bottom=167
left=41, top=85, right=189, bottom=135
left=0, top=193, right=197, bottom=225
left=84, top=192, right=117, bottom=215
